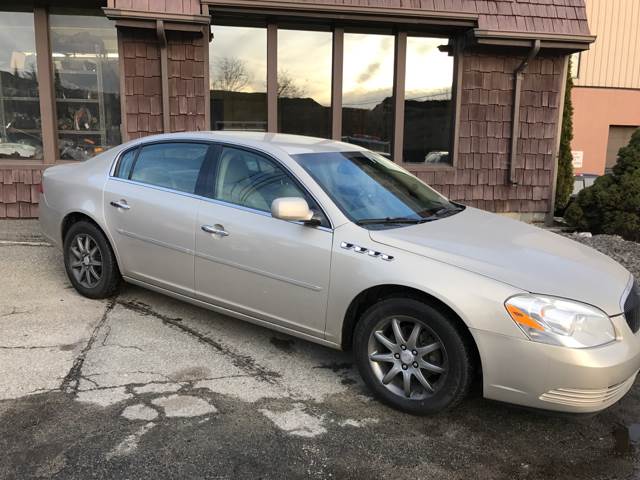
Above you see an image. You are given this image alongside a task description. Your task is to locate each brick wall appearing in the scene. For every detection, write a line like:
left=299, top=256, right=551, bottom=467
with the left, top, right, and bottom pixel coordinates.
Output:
left=121, top=28, right=164, bottom=139
left=167, top=30, right=207, bottom=132
left=0, top=169, right=42, bottom=218
left=414, top=49, right=564, bottom=215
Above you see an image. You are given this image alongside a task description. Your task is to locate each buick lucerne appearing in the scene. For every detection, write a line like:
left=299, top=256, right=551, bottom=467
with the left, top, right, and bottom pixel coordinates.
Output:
left=40, top=132, right=640, bottom=415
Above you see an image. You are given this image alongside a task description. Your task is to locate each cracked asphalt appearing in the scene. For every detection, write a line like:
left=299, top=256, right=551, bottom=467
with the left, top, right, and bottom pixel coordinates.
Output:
left=2, top=221, right=640, bottom=479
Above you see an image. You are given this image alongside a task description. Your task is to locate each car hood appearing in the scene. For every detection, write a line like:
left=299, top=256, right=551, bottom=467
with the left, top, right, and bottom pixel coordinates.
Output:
left=369, top=207, right=631, bottom=315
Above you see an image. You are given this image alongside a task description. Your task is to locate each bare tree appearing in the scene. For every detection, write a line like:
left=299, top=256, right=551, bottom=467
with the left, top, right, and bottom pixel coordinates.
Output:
left=277, top=70, right=307, bottom=98
left=213, top=57, right=250, bottom=92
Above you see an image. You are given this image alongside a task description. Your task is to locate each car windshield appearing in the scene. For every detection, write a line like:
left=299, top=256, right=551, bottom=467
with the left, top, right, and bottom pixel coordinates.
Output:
left=292, top=150, right=463, bottom=228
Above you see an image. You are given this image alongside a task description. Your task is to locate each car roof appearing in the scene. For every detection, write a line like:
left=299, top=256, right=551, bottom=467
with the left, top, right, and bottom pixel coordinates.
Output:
left=127, top=131, right=367, bottom=156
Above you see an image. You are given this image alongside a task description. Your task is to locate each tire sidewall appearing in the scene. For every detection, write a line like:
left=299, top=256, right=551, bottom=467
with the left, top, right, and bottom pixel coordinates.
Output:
left=63, top=221, right=118, bottom=299
left=354, top=298, right=471, bottom=415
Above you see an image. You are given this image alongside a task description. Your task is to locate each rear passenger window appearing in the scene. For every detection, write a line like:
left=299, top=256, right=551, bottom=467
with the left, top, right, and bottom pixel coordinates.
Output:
left=115, top=148, right=137, bottom=179
left=128, top=143, right=209, bottom=194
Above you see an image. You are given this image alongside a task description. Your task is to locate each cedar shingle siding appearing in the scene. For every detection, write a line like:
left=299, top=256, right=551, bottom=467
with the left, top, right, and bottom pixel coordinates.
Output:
left=0, top=0, right=589, bottom=218
left=421, top=49, right=563, bottom=214
left=167, top=31, right=207, bottom=133
left=233, top=0, right=590, bottom=35
left=0, top=169, right=42, bottom=219
left=122, top=28, right=164, bottom=138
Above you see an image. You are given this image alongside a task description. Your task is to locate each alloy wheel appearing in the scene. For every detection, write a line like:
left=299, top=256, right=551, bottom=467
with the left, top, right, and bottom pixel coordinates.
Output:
left=368, top=316, right=448, bottom=400
left=68, top=233, right=103, bottom=289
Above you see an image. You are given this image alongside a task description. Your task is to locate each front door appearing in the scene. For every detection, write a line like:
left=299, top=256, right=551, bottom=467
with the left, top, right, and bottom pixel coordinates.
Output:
left=104, top=142, right=211, bottom=296
left=194, top=145, right=333, bottom=337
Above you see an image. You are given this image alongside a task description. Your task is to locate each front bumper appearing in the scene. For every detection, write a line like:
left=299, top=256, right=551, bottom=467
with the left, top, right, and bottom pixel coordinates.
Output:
left=473, top=314, right=640, bottom=413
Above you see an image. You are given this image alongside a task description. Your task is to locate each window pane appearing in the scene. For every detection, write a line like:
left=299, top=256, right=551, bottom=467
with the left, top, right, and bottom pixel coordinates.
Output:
left=210, top=26, right=267, bottom=131
left=403, top=37, right=454, bottom=165
left=0, top=11, right=42, bottom=160
left=50, top=10, right=122, bottom=161
left=278, top=29, right=332, bottom=138
left=130, top=143, right=209, bottom=193
left=342, top=33, right=394, bottom=157
left=293, top=151, right=455, bottom=225
left=115, top=148, right=137, bottom=179
left=213, top=146, right=309, bottom=212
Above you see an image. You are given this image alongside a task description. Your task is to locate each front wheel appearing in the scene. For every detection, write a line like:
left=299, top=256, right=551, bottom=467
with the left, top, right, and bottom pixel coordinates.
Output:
left=353, top=297, right=474, bottom=415
left=63, top=221, right=121, bottom=299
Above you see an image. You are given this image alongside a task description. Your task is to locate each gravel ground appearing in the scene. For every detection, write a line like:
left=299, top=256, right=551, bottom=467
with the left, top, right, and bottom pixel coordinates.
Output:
left=564, top=233, right=640, bottom=279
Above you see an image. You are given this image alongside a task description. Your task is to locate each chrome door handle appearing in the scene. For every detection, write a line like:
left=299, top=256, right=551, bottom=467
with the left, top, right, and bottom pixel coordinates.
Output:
left=110, top=200, right=130, bottom=210
left=201, top=225, right=229, bottom=237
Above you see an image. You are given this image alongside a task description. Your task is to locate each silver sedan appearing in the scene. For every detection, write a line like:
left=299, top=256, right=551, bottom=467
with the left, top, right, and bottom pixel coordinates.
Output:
left=40, top=132, right=640, bottom=415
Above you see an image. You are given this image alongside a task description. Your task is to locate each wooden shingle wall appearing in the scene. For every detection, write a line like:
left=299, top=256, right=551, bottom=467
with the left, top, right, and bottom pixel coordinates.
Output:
left=0, top=169, right=42, bottom=218
left=232, top=0, right=590, bottom=36
left=121, top=28, right=164, bottom=139
left=413, top=49, right=564, bottom=214
left=167, top=30, right=207, bottom=132
left=108, top=0, right=202, bottom=16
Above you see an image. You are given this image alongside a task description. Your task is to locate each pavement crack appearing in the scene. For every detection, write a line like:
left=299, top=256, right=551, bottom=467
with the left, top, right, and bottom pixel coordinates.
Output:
left=0, top=307, right=33, bottom=318
left=99, top=343, right=144, bottom=352
left=60, top=296, right=117, bottom=394
left=117, top=300, right=282, bottom=385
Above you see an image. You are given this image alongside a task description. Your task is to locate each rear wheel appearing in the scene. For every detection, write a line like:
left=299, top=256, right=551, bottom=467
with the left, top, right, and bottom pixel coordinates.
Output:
left=354, top=297, right=473, bottom=415
left=63, top=221, right=121, bottom=299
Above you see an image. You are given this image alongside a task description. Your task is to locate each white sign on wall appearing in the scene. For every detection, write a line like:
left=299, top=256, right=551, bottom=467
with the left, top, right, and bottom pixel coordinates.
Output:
left=571, top=151, right=584, bottom=169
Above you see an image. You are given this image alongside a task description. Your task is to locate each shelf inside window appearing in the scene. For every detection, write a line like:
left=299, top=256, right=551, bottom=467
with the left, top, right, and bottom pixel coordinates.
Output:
left=56, top=98, right=100, bottom=103
left=58, top=130, right=104, bottom=135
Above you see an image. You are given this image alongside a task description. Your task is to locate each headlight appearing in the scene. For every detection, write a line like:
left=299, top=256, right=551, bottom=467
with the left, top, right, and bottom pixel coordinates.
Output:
left=505, top=295, right=616, bottom=348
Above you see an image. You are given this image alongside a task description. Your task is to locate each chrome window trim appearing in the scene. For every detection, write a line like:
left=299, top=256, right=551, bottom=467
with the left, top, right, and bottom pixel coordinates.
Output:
left=108, top=177, right=333, bottom=233
left=108, top=138, right=335, bottom=230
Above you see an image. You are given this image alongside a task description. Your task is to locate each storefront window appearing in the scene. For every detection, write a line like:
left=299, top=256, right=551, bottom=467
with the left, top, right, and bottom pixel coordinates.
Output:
left=50, top=10, right=121, bottom=161
left=278, top=29, right=332, bottom=138
left=0, top=11, right=42, bottom=160
left=403, top=37, right=454, bottom=164
left=210, top=25, right=267, bottom=131
left=342, top=33, right=394, bottom=157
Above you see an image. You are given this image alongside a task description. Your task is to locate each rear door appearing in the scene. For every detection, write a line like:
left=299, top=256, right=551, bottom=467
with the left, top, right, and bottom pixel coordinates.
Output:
left=104, top=142, right=211, bottom=296
left=194, top=145, right=333, bottom=337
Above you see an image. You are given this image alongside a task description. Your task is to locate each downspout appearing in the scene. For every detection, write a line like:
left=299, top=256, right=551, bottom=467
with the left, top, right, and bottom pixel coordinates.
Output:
left=509, top=39, right=541, bottom=184
left=156, top=20, right=170, bottom=133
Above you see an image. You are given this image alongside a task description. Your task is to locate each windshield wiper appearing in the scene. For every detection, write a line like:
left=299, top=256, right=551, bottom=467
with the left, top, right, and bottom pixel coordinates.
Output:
left=355, top=217, right=430, bottom=226
left=431, top=206, right=464, bottom=218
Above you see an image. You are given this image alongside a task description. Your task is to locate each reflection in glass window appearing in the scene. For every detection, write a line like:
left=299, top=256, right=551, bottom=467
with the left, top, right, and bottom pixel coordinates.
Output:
left=130, top=143, right=209, bottom=193
left=0, top=11, right=42, bottom=160
left=213, top=146, right=308, bottom=211
left=210, top=25, right=267, bottom=131
left=278, top=29, right=332, bottom=138
left=342, top=33, right=394, bottom=157
left=50, top=10, right=122, bottom=161
left=403, top=37, right=453, bottom=164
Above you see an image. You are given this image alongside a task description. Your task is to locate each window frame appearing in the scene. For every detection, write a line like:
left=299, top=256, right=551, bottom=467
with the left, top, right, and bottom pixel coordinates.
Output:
left=110, top=139, right=334, bottom=230
left=112, top=140, right=215, bottom=196
left=204, top=142, right=332, bottom=229
left=395, top=33, right=459, bottom=170
left=208, top=21, right=460, bottom=170
left=0, top=6, right=122, bottom=167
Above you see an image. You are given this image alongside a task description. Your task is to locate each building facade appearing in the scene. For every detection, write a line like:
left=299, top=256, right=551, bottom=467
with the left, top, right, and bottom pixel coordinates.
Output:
left=0, top=0, right=593, bottom=221
left=572, top=0, right=640, bottom=175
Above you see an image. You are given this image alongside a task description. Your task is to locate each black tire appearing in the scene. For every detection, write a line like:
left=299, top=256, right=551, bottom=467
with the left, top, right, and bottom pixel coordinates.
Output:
left=63, top=220, right=121, bottom=299
left=353, top=297, right=474, bottom=415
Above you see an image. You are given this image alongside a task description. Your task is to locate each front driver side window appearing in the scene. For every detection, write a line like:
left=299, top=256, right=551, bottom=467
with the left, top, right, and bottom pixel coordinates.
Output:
left=212, top=146, right=328, bottom=226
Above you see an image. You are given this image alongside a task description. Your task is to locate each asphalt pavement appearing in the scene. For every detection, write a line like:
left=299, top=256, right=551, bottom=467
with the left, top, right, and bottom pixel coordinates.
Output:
left=1, top=221, right=639, bottom=479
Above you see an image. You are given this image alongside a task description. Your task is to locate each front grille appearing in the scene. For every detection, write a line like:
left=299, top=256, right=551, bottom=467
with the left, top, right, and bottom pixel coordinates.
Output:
left=624, top=280, right=640, bottom=334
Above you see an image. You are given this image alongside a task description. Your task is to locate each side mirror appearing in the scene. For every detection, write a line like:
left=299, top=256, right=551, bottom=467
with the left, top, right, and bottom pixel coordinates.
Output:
left=271, top=197, right=314, bottom=222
